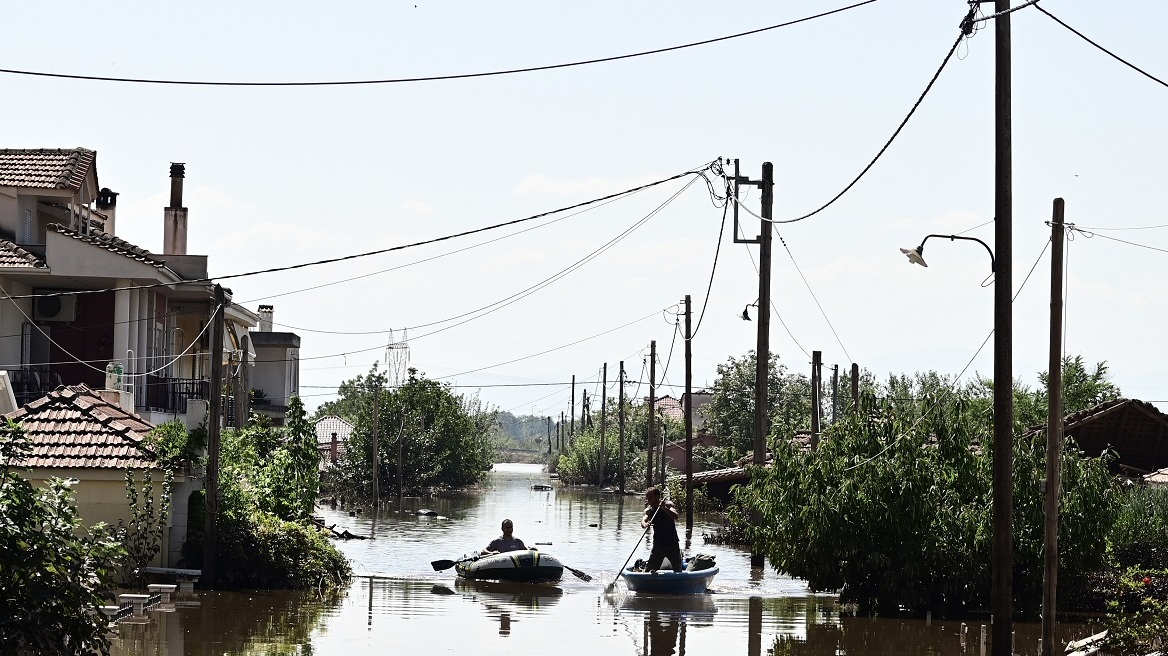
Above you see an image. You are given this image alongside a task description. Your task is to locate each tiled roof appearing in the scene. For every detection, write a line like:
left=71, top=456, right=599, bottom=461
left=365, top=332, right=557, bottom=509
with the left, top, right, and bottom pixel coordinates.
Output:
left=0, top=148, right=95, bottom=191
left=315, top=415, right=354, bottom=446
left=657, top=396, right=684, bottom=421
left=5, top=384, right=158, bottom=469
left=48, top=223, right=165, bottom=268
left=0, top=239, right=46, bottom=268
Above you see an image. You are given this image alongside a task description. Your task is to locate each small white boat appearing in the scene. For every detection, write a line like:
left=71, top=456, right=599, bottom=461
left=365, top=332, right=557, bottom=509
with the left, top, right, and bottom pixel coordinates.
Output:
left=455, top=549, right=564, bottom=583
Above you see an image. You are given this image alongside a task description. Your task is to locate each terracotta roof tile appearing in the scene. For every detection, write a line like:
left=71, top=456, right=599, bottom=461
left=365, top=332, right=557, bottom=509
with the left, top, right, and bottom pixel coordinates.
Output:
left=5, top=384, right=159, bottom=469
left=48, top=223, right=165, bottom=268
left=0, top=148, right=95, bottom=191
left=0, top=239, right=46, bottom=268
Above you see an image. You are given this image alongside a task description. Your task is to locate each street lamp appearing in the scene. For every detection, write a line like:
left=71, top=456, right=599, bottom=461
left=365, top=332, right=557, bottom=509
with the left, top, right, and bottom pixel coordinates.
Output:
left=900, top=234, right=996, bottom=271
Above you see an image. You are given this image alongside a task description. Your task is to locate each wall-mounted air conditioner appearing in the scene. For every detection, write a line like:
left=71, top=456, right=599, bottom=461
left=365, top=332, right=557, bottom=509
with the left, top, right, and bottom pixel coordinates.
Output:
left=34, top=293, right=78, bottom=322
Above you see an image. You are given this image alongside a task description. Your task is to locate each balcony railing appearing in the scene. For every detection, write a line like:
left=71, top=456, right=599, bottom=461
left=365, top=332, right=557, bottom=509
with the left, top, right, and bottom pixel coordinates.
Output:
left=144, top=375, right=210, bottom=414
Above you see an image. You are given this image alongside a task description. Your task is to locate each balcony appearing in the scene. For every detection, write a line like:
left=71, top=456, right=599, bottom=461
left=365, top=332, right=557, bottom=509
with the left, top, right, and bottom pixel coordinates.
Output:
left=144, top=375, right=210, bottom=415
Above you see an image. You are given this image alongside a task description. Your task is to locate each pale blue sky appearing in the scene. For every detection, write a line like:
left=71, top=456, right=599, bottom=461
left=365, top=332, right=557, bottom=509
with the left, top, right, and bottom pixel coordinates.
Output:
left=2, top=1, right=1165, bottom=417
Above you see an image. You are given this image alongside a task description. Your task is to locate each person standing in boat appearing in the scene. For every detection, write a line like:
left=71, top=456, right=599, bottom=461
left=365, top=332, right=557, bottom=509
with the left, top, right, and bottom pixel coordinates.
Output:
left=641, top=487, right=683, bottom=572
left=485, top=518, right=526, bottom=553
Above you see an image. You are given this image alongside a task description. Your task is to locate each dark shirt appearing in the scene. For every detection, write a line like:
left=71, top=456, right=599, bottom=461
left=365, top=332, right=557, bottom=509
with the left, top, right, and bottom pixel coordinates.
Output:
left=486, top=536, right=526, bottom=553
left=644, top=504, right=679, bottom=546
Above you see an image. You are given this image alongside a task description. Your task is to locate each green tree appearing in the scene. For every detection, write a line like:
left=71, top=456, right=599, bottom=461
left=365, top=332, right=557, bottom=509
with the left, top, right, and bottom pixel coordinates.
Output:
left=0, top=419, right=125, bottom=655
left=116, top=468, right=173, bottom=588
left=324, top=366, right=496, bottom=499
left=702, top=351, right=812, bottom=457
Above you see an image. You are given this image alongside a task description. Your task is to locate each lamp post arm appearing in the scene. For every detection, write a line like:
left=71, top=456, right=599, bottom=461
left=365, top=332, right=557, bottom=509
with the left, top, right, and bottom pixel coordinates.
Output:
left=919, top=234, right=996, bottom=272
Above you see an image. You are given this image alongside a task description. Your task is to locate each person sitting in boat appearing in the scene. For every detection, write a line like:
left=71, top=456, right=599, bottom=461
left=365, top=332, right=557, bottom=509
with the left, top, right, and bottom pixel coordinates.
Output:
left=484, top=518, right=527, bottom=553
left=641, top=487, right=683, bottom=572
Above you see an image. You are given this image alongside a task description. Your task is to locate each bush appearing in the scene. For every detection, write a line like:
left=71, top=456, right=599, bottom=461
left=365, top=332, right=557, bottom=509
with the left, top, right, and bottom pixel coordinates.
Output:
left=1110, top=484, right=1168, bottom=570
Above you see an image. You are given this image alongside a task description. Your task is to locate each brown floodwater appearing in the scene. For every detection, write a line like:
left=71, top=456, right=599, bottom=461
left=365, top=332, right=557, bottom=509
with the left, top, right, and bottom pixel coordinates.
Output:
left=111, top=463, right=1099, bottom=655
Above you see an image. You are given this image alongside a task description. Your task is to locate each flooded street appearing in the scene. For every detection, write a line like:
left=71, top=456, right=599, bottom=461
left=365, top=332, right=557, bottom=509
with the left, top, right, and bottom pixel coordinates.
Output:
left=113, top=464, right=1096, bottom=655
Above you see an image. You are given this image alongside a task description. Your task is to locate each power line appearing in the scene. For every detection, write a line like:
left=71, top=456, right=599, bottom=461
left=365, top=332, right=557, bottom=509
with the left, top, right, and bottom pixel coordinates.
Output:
left=773, top=226, right=853, bottom=362
left=6, top=165, right=712, bottom=301
left=0, top=2, right=881, bottom=87
left=774, top=3, right=978, bottom=224
left=1073, top=223, right=1168, bottom=232
left=1070, top=228, right=1168, bottom=255
left=1036, top=5, right=1168, bottom=90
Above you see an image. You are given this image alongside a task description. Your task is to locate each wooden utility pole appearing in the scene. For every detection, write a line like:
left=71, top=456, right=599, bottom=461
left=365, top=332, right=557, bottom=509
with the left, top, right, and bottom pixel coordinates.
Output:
left=646, top=341, right=657, bottom=488
left=600, top=363, right=607, bottom=488
left=372, top=379, right=380, bottom=504
left=581, top=390, right=589, bottom=431
left=546, top=416, right=552, bottom=455
left=570, top=375, right=576, bottom=443
left=851, top=363, right=859, bottom=410
left=732, top=159, right=774, bottom=568
left=1041, top=198, right=1066, bottom=656
left=684, top=294, right=693, bottom=532
left=202, top=284, right=226, bottom=589
left=810, top=351, right=822, bottom=450
left=831, top=364, right=839, bottom=425
left=618, top=361, right=626, bottom=494
left=992, top=1, right=1016, bottom=652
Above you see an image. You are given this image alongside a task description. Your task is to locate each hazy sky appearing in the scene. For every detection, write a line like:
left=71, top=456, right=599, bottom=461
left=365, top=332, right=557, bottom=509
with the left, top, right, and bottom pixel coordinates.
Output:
left=3, top=1, right=1165, bottom=418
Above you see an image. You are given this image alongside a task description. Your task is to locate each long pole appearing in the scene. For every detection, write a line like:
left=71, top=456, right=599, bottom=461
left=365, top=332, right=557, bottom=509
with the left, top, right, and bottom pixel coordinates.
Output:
left=202, top=284, right=226, bottom=589
left=810, top=351, right=822, bottom=450
left=646, top=341, right=657, bottom=488
left=372, top=380, right=380, bottom=505
left=547, top=417, right=552, bottom=455
left=619, top=361, right=626, bottom=494
left=832, top=364, right=839, bottom=425
left=851, top=362, right=860, bottom=411
left=684, top=294, right=693, bottom=533
left=600, top=363, right=607, bottom=487
left=1041, top=198, right=1066, bottom=656
left=752, top=162, right=774, bottom=567
left=570, top=375, right=576, bottom=443
left=992, top=0, right=1015, bottom=652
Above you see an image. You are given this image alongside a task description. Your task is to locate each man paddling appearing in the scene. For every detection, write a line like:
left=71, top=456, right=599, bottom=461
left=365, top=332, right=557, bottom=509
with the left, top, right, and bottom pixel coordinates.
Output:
left=485, top=518, right=526, bottom=553
left=641, top=487, right=683, bottom=572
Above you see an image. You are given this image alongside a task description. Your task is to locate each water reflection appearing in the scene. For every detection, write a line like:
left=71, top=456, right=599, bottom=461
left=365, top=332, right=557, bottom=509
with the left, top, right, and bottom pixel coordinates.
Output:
left=109, top=465, right=1101, bottom=655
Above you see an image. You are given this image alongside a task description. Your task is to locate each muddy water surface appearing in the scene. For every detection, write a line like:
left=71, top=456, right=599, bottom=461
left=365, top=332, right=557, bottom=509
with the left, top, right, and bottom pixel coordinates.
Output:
left=112, top=463, right=1096, bottom=655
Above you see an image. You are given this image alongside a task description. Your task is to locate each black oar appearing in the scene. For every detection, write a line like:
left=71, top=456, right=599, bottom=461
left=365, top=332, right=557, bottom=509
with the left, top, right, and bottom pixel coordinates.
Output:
left=604, top=503, right=661, bottom=594
left=563, top=564, right=592, bottom=582
left=431, top=555, right=475, bottom=571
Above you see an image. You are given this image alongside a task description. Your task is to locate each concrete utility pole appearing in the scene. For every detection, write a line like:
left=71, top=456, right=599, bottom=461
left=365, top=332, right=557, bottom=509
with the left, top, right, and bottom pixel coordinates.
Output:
left=731, top=160, right=773, bottom=568
left=811, top=351, right=822, bottom=450
left=992, top=1, right=1016, bottom=652
left=619, top=361, right=626, bottom=494
left=203, top=284, right=226, bottom=589
left=684, top=294, right=694, bottom=533
left=646, top=341, right=657, bottom=488
left=600, top=363, right=607, bottom=488
left=1041, top=199, right=1066, bottom=656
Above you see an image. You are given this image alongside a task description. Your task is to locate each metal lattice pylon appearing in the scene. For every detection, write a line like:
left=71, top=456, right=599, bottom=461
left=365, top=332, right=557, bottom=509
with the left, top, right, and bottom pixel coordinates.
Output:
left=385, top=329, right=410, bottom=387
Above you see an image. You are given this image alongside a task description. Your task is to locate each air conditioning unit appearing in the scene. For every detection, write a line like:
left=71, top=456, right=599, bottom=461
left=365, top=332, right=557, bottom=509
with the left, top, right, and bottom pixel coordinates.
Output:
left=34, top=294, right=78, bottom=322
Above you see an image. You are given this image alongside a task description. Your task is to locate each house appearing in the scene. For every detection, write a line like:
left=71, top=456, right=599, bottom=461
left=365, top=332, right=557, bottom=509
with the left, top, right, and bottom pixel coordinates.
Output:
left=315, top=415, right=354, bottom=468
left=5, top=384, right=196, bottom=567
left=0, top=148, right=295, bottom=427
left=248, top=305, right=301, bottom=426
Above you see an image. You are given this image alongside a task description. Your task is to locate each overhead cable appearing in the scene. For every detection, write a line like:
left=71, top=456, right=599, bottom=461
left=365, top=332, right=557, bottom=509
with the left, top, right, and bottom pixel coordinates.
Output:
left=1036, top=5, right=1168, bottom=90
left=0, top=2, right=880, bottom=87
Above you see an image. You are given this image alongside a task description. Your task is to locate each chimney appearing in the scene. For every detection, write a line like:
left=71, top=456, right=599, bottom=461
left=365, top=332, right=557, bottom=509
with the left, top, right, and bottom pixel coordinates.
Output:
left=163, top=162, right=188, bottom=255
left=96, top=188, right=118, bottom=235
left=258, top=305, right=273, bottom=332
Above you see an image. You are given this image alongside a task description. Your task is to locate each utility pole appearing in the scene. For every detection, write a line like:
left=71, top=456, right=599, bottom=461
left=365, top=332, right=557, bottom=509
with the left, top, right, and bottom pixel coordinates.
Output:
left=546, top=416, right=552, bottom=456
left=619, top=361, right=626, bottom=494
left=732, top=160, right=773, bottom=567
left=684, top=294, right=693, bottom=533
left=202, top=284, right=226, bottom=589
left=600, top=363, right=607, bottom=488
left=570, top=375, right=576, bottom=443
left=581, top=390, right=589, bottom=431
left=1041, top=198, right=1066, bottom=656
left=831, top=365, right=839, bottom=425
left=851, top=363, right=860, bottom=411
left=646, top=341, right=657, bottom=488
left=992, top=0, right=1015, bottom=652
left=811, top=351, right=822, bottom=450
left=372, top=378, right=380, bottom=505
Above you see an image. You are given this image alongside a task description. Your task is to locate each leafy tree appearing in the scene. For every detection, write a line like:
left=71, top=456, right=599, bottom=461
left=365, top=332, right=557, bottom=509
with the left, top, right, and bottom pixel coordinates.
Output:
left=731, top=385, right=1117, bottom=617
left=116, top=469, right=173, bottom=588
left=702, top=351, right=812, bottom=457
left=0, top=419, right=125, bottom=655
left=324, top=367, right=496, bottom=499
left=143, top=420, right=205, bottom=471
